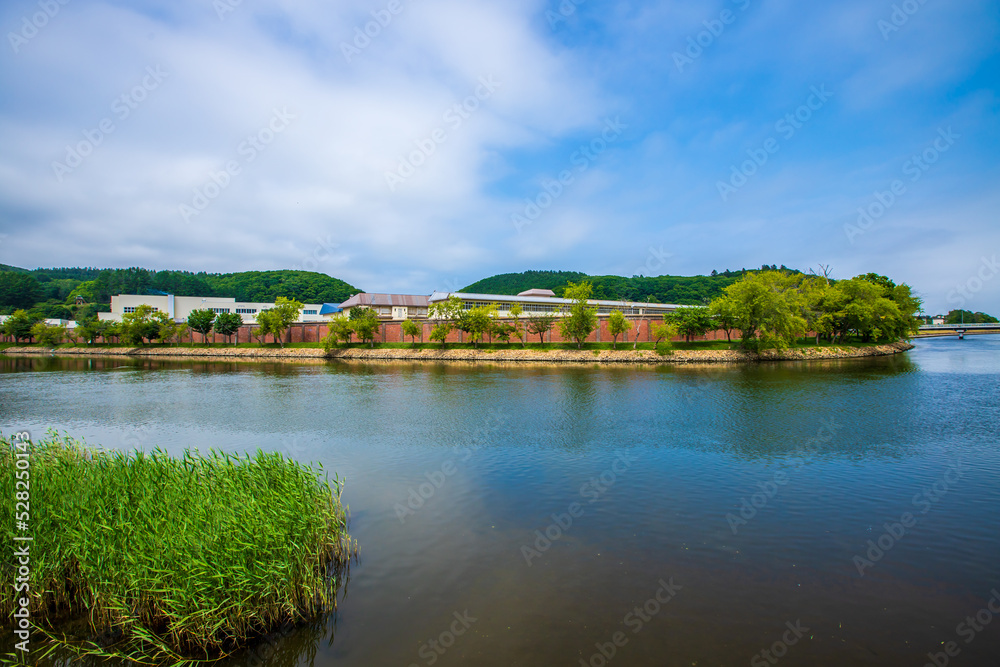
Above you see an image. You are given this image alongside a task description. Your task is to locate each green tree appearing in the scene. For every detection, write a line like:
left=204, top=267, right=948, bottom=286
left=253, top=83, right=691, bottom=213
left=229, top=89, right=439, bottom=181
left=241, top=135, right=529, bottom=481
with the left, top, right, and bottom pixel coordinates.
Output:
left=558, top=281, right=597, bottom=349
left=401, top=319, right=421, bottom=344
left=429, top=322, right=452, bottom=348
left=2, top=310, right=42, bottom=343
left=668, top=306, right=715, bottom=342
left=213, top=312, right=244, bottom=344
left=255, top=297, right=304, bottom=347
left=722, top=271, right=806, bottom=351
left=30, top=321, right=66, bottom=346
left=456, top=303, right=497, bottom=349
left=526, top=313, right=557, bottom=344
left=607, top=310, right=629, bottom=349
left=74, top=318, right=115, bottom=345
left=187, top=309, right=217, bottom=344
left=252, top=310, right=275, bottom=344
left=0, top=272, right=43, bottom=309
left=350, top=307, right=380, bottom=348
left=429, top=295, right=464, bottom=321
left=155, top=314, right=186, bottom=344
left=508, top=303, right=527, bottom=347
left=650, top=319, right=677, bottom=345
left=945, top=310, right=998, bottom=324
left=835, top=277, right=901, bottom=342
left=121, top=305, right=161, bottom=344
left=708, top=296, right=738, bottom=343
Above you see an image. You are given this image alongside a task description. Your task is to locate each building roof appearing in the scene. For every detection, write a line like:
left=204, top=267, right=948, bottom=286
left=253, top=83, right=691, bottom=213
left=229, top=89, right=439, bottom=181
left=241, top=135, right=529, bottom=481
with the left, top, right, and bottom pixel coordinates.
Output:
left=518, top=288, right=556, bottom=297
left=319, top=303, right=342, bottom=315
left=340, top=293, right=429, bottom=308
left=428, top=291, right=687, bottom=310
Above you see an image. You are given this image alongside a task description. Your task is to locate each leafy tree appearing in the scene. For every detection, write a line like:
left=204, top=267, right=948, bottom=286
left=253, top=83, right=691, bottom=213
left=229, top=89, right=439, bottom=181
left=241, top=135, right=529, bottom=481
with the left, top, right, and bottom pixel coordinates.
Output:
left=429, top=322, right=452, bottom=348
left=722, top=271, right=806, bottom=351
left=251, top=311, right=273, bottom=344
left=120, top=305, right=162, bottom=344
left=945, top=310, right=998, bottom=324
left=187, top=309, right=217, bottom=344
left=103, top=321, right=123, bottom=345
left=650, top=320, right=678, bottom=347
left=255, top=297, right=304, bottom=347
left=457, top=303, right=497, bottom=349
left=429, top=295, right=464, bottom=321
left=559, top=281, right=598, bottom=349
left=668, top=306, right=715, bottom=342
left=0, top=272, right=43, bottom=309
left=708, top=296, right=738, bottom=343
left=74, top=317, right=112, bottom=345
left=526, top=313, right=557, bottom=344
left=607, top=310, right=629, bottom=349
left=508, top=303, right=527, bottom=347
left=401, top=319, right=421, bottom=344
left=30, top=322, right=66, bottom=346
left=2, top=310, right=42, bottom=343
left=154, top=314, right=187, bottom=344
left=835, top=278, right=901, bottom=342
left=492, top=321, right=516, bottom=344
left=213, top=312, right=244, bottom=344
left=350, top=307, right=380, bottom=348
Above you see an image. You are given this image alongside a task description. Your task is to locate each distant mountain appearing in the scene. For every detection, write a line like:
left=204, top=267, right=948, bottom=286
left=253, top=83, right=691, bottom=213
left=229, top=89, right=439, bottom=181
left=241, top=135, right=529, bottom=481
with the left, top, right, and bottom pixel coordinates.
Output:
left=462, top=267, right=798, bottom=305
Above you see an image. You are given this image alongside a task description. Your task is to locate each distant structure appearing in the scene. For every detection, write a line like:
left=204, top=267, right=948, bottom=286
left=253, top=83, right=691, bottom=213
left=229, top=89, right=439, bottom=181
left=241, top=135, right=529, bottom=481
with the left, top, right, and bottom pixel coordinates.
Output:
left=339, top=293, right=430, bottom=320
left=98, top=294, right=339, bottom=324
left=428, top=289, right=684, bottom=318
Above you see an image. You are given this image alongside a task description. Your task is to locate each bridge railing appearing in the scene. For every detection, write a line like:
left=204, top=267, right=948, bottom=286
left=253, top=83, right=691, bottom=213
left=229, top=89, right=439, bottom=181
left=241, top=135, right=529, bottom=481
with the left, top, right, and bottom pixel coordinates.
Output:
left=918, top=323, right=1000, bottom=330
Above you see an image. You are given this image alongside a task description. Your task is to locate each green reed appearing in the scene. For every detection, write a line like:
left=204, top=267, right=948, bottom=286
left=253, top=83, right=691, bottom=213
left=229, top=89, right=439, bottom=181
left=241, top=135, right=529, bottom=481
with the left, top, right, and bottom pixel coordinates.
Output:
left=1, top=431, right=354, bottom=665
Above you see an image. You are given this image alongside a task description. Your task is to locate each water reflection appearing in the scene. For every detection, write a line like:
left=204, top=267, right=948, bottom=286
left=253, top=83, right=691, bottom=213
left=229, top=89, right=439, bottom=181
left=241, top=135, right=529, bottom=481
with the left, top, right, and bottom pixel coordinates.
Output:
left=2, top=339, right=999, bottom=667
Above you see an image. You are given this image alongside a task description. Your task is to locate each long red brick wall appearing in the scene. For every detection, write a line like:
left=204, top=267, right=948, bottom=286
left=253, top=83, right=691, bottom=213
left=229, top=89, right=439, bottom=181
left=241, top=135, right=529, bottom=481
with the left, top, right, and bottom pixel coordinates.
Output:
left=4, top=319, right=739, bottom=345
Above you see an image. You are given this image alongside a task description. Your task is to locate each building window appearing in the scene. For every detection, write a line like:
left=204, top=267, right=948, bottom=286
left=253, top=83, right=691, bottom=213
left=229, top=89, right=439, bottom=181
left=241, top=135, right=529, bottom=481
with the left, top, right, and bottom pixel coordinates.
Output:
left=235, top=308, right=257, bottom=314
left=210, top=308, right=230, bottom=314
left=302, top=310, right=318, bottom=315
left=123, top=306, right=158, bottom=314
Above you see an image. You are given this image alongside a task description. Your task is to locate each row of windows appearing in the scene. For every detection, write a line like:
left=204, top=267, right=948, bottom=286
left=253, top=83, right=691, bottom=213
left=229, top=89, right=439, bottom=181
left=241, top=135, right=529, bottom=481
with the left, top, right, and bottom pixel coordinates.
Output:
left=302, top=310, right=318, bottom=315
left=123, top=306, right=158, bottom=314
left=235, top=308, right=257, bottom=314
left=209, top=308, right=231, bottom=314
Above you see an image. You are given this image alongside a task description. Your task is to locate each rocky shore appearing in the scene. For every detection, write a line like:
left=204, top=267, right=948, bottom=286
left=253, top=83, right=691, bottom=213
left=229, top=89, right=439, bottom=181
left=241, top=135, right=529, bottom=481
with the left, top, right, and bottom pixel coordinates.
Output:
left=3, top=341, right=914, bottom=364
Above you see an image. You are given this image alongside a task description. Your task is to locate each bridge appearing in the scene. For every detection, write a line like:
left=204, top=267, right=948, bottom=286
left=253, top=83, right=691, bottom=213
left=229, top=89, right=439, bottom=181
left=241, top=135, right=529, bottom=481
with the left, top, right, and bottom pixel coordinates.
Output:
left=916, top=323, right=1000, bottom=339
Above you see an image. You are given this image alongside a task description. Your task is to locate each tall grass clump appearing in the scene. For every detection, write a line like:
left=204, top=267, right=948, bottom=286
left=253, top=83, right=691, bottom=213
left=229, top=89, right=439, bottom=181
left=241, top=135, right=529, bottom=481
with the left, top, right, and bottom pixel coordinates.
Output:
left=1, top=431, right=354, bottom=665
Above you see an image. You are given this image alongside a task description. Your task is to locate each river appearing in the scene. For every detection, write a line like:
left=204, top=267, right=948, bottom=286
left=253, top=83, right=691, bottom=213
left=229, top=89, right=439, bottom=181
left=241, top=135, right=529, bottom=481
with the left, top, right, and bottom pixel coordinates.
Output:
left=2, top=336, right=999, bottom=666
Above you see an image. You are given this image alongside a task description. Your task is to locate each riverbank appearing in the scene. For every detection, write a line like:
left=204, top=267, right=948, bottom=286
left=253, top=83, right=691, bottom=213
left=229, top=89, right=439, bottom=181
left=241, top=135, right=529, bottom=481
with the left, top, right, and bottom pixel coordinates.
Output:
left=1, top=341, right=914, bottom=364
left=0, top=432, right=353, bottom=664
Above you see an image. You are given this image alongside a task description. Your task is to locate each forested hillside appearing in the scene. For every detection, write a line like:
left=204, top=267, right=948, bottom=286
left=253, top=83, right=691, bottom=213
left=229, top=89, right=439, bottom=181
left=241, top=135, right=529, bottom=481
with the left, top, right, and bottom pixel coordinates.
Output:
left=461, top=267, right=796, bottom=305
left=0, top=266, right=360, bottom=320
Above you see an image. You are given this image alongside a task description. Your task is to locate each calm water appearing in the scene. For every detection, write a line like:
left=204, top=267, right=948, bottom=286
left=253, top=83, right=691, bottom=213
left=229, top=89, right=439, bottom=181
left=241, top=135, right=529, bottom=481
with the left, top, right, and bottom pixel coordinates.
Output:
left=2, top=337, right=999, bottom=666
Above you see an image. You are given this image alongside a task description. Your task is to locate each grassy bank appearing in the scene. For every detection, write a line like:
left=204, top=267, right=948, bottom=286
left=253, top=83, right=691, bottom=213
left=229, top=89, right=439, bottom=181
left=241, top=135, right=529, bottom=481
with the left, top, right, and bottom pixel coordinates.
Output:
left=1, top=432, right=354, bottom=665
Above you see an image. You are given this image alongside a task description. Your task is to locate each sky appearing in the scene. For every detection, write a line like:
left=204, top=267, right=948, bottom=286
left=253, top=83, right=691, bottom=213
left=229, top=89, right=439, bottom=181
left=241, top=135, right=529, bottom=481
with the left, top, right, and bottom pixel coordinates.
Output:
left=0, top=0, right=998, bottom=314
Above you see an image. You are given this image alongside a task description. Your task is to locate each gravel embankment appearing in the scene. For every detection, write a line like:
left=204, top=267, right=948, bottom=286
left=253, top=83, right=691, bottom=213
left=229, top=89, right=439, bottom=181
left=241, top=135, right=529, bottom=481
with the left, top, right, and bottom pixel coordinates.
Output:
left=3, top=341, right=915, bottom=364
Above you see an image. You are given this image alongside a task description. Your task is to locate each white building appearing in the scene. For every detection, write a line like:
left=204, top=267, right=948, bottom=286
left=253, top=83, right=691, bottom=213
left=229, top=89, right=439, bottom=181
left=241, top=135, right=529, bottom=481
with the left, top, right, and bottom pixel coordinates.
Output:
left=339, top=293, right=430, bottom=320
left=427, top=289, right=685, bottom=318
left=98, top=294, right=342, bottom=324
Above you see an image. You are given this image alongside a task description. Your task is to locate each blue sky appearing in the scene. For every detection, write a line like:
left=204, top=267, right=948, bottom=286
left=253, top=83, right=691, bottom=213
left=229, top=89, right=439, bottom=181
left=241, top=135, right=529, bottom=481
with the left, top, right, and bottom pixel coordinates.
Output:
left=1, top=0, right=998, bottom=314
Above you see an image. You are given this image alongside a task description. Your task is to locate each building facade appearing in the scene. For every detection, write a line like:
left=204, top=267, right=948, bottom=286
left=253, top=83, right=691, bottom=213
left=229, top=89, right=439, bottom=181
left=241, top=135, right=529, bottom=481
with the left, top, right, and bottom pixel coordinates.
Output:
left=98, top=294, right=338, bottom=324
left=427, top=289, right=685, bottom=318
left=339, top=293, right=430, bottom=320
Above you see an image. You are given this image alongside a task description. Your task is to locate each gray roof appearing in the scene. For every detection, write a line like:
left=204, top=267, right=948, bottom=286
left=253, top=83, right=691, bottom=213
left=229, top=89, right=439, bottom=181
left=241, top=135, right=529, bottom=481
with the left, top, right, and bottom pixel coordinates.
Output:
left=340, top=293, right=430, bottom=308
left=428, top=291, right=687, bottom=310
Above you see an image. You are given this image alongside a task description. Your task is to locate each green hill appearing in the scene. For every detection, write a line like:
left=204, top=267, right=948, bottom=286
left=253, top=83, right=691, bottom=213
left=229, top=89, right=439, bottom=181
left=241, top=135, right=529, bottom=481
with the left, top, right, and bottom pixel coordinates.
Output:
left=0, top=266, right=361, bottom=320
left=461, top=268, right=794, bottom=305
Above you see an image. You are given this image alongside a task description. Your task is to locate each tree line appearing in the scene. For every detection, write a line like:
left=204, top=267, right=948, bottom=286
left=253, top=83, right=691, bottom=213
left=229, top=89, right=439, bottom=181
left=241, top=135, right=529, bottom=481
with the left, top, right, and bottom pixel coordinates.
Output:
left=3, top=270, right=925, bottom=350
left=0, top=267, right=360, bottom=321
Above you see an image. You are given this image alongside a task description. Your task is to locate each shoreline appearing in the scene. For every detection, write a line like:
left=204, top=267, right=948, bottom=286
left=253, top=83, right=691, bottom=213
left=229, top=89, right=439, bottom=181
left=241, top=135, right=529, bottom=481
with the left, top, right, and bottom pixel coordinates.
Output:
left=2, top=341, right=915, bottom=364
